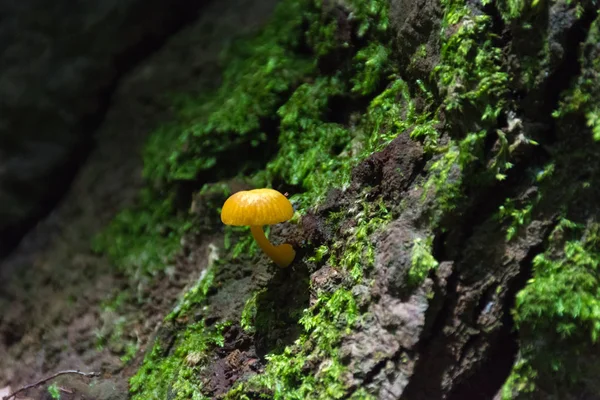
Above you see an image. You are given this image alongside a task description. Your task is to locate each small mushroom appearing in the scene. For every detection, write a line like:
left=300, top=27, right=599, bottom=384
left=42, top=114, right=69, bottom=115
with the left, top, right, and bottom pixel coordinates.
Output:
left=221, top=188, right=296, bottom=267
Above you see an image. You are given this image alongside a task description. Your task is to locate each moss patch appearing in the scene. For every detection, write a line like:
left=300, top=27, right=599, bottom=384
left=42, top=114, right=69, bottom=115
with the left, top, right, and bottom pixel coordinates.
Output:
left=501, top=11, right=600, bottom=397
left=502, top=220, right=600, bottom=398
left=224, top=194, right=392, bottom=399
left=93, top=0, right=600, bottom=397
left=129, top=267, right=225, bottom=400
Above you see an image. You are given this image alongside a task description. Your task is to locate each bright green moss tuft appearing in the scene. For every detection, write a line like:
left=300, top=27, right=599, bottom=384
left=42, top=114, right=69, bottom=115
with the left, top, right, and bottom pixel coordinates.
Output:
left=167, top=266, right=216, bottom=322
left=47, top=383, right=61, bottom=400
left=495, top=0, right=543, bottom=21
left=267, top=75, right=350, bottom=205
left=408, top=236, right=439, bottom=287
left=346, top=0, right=389, bottom=37
left=436, top=1, right=509, bottom=125
left=351, top=43, right=390, bottom=95
left=503, top=220, right=600, bottom=397
left=226, top=288, right=365, bottom=400
left=417, top=0, right=516, bottom=223
left=240, top=289, right=265, bottom=334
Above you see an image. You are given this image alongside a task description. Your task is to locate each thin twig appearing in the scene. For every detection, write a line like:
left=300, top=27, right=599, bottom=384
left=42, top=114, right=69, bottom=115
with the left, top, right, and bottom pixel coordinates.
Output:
left=2, top=370, right=100, bottom=400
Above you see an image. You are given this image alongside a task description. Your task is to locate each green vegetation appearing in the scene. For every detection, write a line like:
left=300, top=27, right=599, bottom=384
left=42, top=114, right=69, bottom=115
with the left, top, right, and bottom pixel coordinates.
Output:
left=92, top=0, right=319, bottom=283
left=93, top=0, right=396, bottom=281
left=92, top=189, right=190, bottom=281
left=104, top=0, right=516, bottom=396
left=93, top=0, right=600, bottom=397
left=130, top=321, right=228, bottom=400
left=48, top=383, right=61, bottom=400
left=167, top=267, right=216, bottom=322
left=501, top=12, right=600, bottom=396
left=120, top=0, right=409, bottom=395
left=553, top=14, right=600, bottom=141
left=503, top=220, right=600, bottom=398
left=225, top=195, right=391, bottom=399
left=408, top=236, right=439, bottom=287
left=143, top=1, right=317, bottom=185
left=436, top=0, right=508, bottom=124
left=129, top=268, right=225, bottom=400
left=240, top=289, right=265, bottom=334
left=232, top=289, right=362, bottom=400
left=416, top=0, right=518, bottom=224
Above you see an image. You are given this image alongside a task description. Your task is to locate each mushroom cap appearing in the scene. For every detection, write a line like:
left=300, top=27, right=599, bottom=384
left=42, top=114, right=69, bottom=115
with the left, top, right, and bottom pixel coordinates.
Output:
left=221, top=188, right=294, bottom=226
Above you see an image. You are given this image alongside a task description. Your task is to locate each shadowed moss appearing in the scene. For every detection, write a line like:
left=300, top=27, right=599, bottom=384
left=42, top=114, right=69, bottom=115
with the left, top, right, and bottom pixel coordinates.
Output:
left=92, top=188, right=190, bottom=280
left=419, top=0, right=513, bottom=223
left=553, top=13, right=600, bottom=141
left=92, top=0, right=318, bottom=281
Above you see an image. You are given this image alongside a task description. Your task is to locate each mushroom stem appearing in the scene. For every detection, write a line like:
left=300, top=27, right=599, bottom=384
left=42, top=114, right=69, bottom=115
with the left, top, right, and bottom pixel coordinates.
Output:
left=250, top=225, right=295, bottom=267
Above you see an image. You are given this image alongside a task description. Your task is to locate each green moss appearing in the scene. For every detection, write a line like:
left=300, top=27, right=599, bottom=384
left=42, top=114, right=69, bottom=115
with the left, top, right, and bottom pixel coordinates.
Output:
left=245, top=289, right=360, bottom=400
left=408, top=236, right=439, bottom=287
left=307, top=245, right=330, bottom=263
left=115, top=0, right=451, bottom=396
left=553, top=14, right=600, bottom=141
left=144, top=0, right=318, bottom=185
left=48, top=383, right=61, bottom=400
left=498, top=199, right=534, bottom=241
left=167, top=266, right=216, bottom=322
left=130, top=265, right=225, bottom=399
left=226, top=193, right=391, bottom=399
left=95, top=0, right=397, bottom=281
left=370, top=78, right=438, bottom=153
left=240, top=289, right=266, bottom=334
left=338, top=196, right=392, bottom=281
left=351, top=43, right=390, bottom=95
left=436, top=0, right=509, bottom=125
left=421, top=129, right=489, bottom=225
left=226, top=288, right=363, bottom=400
left=110, top=0, right=528, bottom=396
left=501, top=15, right=600, bottom=395
left=94, top=0, right=320, bottom=282
left=124, top=0, right=420, bottom=395
left=419, top=0, right=516, bottom=223
left=346, top=0, right=389, bottom=37
left=130, top=320, right=228, bottom=400
left=495, top=0, right=544, bottom=21
left=92, top=188, right=190, bottom=280
left=503, top=220, right=600, bottom=397
left=266, top=75, right=351, bottom=208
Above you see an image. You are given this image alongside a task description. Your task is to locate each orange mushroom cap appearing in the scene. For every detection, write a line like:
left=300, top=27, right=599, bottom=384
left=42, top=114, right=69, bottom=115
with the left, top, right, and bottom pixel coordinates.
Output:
left=221, top=188, right=294, bottom=226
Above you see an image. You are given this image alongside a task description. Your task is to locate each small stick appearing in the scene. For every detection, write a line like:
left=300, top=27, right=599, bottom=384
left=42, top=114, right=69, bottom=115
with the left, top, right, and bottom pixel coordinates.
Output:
left=2, top=370, right=100, bottom=400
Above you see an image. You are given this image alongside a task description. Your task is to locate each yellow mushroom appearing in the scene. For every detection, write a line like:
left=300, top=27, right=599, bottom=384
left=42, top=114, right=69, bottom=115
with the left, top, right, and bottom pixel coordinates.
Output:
left=221, top=188, right=296, bottom=267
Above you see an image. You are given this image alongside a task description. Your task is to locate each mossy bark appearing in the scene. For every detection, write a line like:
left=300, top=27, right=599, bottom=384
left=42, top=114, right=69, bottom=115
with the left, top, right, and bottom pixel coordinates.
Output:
left=92, top=0, right=600, bottom=399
